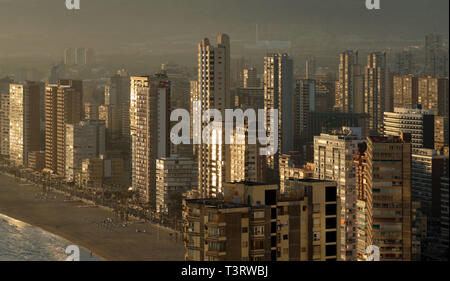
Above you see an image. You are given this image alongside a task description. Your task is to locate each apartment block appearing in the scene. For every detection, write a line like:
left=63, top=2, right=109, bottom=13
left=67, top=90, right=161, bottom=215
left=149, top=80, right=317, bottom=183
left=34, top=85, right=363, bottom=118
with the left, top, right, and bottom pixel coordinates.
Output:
left=9, top=82, right=43, bottom=167
left=156, top=156, right=196, bottom=217
left=383, top=108, right=435, bottom=152
left=44, top=80, right=83, bottom=175
left=183, top=180, right=340, bottom=261
left=0, top=77, right=12, bottom=157
left=393, top=75, right=418, bottom=109
left=65, top=120, right=106, bottom=183
left=314, top=127, right=363, bottom=260
left=434, top=116, right=449, bottom=153
left=130, top=72, right=171, bottom=205
left=418, top=77, right=449, bottom=117
left=355, top=135, right=412, bottom=261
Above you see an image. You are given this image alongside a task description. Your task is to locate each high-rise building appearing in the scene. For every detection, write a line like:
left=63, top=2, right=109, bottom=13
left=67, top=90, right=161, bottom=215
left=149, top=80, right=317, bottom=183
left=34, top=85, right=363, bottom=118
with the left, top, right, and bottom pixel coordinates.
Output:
left=65, top=120, right=106, bottom=183
left=440, top=176, right=449, bottom=257
left=314, top=127, right=363, bottom=261
left=130, top=72, right=171, bottom=205
left=418, top=77, right=449, bottom=117
left=183, top=180, right=340, bottom=261
left=383, top=108, right=435, bottom=152
left=155, top=156, right=196, bottom=217
left=425, top=33, right=448, bottom=77
left=0, top=77, right=12, bottom=157
left=355, top=134, right=412, bottom=261
left=197, top=34, right=231, bottom=198
left=64, top=48, right=76, bottom=66
left=279, top=153, right=314, bottom=193
left=9, top=82, right=43, bottom=167
left=105, top=69, right=131, bottom=144
left=234, top=87, right=264, bottom=110
left=307, top=111, right=368, bottom=142
left=364, top=52, right=386, bottom=135
left=242, top=67, right=259, bottom=88
left=226, top=124, right=266, bottom=184
left=305, top=56, right=316, bottom=80
left=65, top=47, right=94, bottom=66
left=434, top=116, right=449, bottom=153
left=44, top=80, right=83, bottom=175
left=335, top=50, right=363, bottom=113
left=79, top=158, right=104, bottom=189
left=315, top=73, right=336, bottom=112
left=84, top=102, right=99, bottom=120
left=28, top=151, right=45, bottom=171
left=394, top=49, right=414, bottom=75
left=411, top=148, right=448, bottom=219
left=294, top=79, right=315, bottom=138
left=264, top=53, right=294, bottom=175
left=393, top=75, right=418, bottom=109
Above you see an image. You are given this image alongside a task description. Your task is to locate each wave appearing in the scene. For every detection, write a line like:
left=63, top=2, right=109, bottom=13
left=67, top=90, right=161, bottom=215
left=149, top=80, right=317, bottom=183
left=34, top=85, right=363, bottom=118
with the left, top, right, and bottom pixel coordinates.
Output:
left=0, top=213, right=103, bottom=261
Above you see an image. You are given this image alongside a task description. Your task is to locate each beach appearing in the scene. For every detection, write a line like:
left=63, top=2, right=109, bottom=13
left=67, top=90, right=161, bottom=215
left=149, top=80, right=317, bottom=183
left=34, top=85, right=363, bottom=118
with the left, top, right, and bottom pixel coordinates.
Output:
left=0, top=173, right=185, bottom=261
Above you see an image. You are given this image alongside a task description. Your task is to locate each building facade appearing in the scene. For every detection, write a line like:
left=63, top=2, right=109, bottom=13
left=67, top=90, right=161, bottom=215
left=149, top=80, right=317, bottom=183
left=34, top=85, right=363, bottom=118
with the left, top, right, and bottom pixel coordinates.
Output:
left=9, top=82, right=43, bottom=167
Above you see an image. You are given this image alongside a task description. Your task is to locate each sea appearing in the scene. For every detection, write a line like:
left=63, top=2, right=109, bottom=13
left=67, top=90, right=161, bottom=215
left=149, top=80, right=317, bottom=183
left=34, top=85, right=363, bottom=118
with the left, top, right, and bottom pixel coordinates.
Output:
left=0, top=213, right=103, bottom=261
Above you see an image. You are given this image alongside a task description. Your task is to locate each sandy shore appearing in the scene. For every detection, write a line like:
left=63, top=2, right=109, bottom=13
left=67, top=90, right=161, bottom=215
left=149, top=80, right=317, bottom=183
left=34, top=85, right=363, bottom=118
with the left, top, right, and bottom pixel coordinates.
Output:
left=0, top=173, right=185, bottom=261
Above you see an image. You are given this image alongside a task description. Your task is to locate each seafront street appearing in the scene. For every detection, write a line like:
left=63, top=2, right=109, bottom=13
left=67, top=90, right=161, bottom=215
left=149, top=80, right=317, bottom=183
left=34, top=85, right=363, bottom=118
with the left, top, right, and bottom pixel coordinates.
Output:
left=0, top=159, right=185, bottom=261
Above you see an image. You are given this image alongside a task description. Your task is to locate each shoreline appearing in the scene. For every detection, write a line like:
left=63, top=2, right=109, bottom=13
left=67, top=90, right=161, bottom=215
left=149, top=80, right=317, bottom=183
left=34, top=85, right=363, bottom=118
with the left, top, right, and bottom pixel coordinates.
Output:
left=0, top=173, right=185, bottom=261
left=0, top=213, right=104, bottom=261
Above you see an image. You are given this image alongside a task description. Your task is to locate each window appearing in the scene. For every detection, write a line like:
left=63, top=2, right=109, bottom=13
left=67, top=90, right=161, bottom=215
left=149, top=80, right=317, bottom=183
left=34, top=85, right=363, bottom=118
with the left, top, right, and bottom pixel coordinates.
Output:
left=325, top=186, right=337, bottom=202
left=326, top=204, right=337, bottom=216
left=326, top=245, right=336, bottom=257
left=283, top=234, right=288, bottom=240
left=326, top=218, right=336, bottom=229
left=242, top=227, right=248, bottom=233
left=326, top=231, right=336, bottom=243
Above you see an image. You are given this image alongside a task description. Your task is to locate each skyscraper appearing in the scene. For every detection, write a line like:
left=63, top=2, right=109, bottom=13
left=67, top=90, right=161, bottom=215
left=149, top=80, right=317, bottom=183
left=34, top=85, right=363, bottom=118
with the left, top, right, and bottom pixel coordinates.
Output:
left=418, top=77, right=449, bottom=117
left=264, top=53, right=294, bottom=176
left=335, top=50, right=363, bottom=113
left=65, top=120, right=106, bottom=183
left=105, top=69, right=131, bottom=144
left=364, top=52, right=386, bottom=135
left=425, top=33, right=448, bottom=77
left=394, top=49, right=414, bottom=75
left=355, top=134, right=412, bottom=261
left=197, top=34, right=231, bottom=198
left=411, top=148, right=448, bottom=219
left=9, top=82, right=43, bottom=167
left=305, top=56, right=316, bottom=80
left=155, top=156, right=196, bottom=217
left=434, top=116, right=449, bottom=153
left=393, top=75, right=418, bottom=109
left=242, top=67, right=259, bottom=88
left=44, top=80, right=83, bottom=175
left=314, top=127, right=363, bottom=261
left=294, top=79, right=315, bottom=138
left=0, top=77, right=12, bottom=157
left=383, top=108, right=435, bottom=152
left=130, top=72, right=171, bottom=205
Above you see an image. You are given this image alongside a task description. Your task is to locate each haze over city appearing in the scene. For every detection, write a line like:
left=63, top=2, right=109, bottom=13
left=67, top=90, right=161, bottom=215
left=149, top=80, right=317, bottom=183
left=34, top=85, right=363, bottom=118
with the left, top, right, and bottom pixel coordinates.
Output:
left=0, top=0, right=449, bottom=268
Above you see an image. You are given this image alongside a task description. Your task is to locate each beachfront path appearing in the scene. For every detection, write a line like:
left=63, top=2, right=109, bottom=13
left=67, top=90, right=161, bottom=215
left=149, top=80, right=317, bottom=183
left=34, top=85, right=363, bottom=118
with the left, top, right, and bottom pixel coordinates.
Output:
left=0, top=174, right=185, bottom=261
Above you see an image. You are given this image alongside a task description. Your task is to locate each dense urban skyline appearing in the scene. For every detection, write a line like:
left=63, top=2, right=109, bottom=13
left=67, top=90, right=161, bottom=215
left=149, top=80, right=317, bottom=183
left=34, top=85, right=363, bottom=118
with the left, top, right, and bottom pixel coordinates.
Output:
left=0, top=0, right=448, bottom=266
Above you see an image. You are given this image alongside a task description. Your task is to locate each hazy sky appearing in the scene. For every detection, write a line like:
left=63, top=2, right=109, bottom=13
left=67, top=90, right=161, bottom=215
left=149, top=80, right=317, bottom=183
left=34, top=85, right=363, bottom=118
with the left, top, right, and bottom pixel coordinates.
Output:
left=0, top=0, right=448, bottom=58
